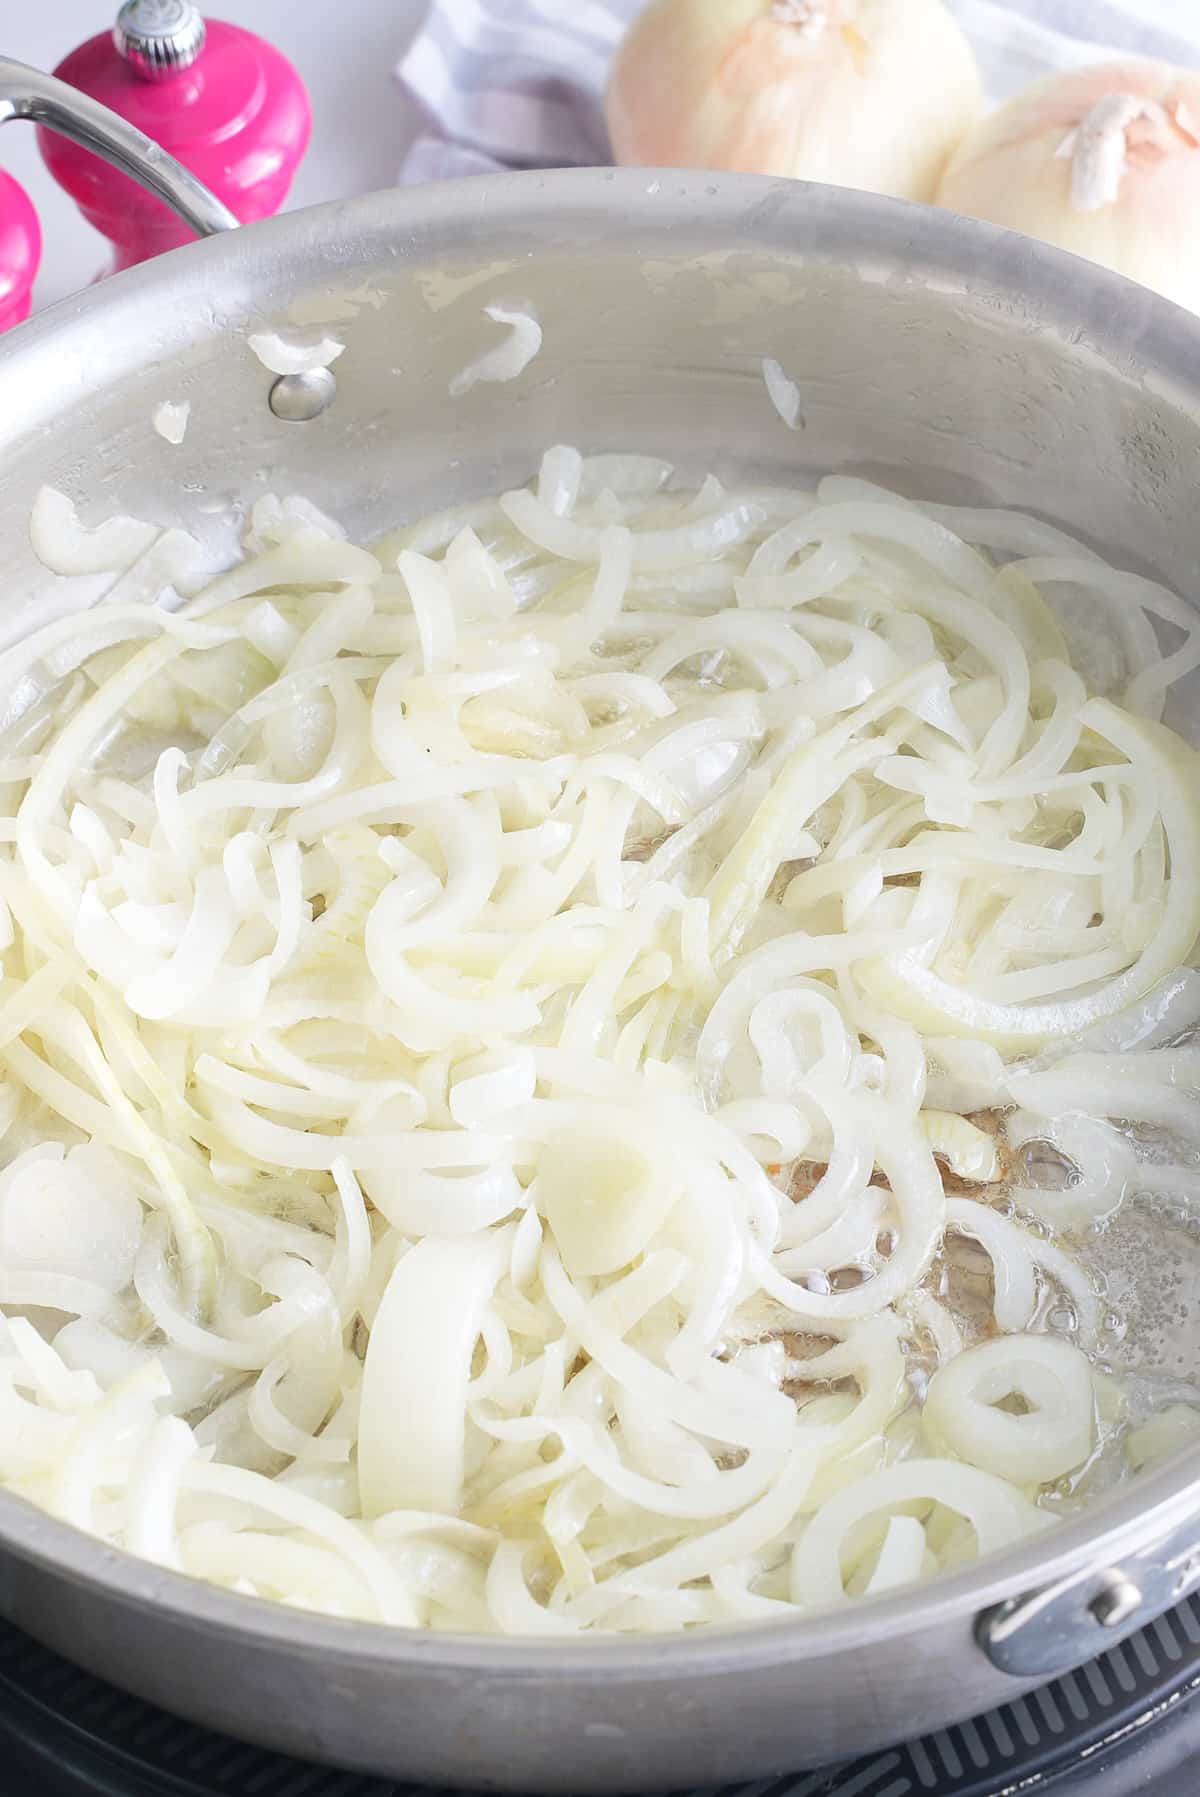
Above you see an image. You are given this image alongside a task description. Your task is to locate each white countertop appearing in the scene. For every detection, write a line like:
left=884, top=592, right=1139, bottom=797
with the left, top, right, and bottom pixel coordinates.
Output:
left=3, top=0, right=431, bottom=311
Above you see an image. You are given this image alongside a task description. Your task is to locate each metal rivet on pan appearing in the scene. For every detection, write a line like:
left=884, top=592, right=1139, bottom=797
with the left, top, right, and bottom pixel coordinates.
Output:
left=268, top=367, right=336, bottom=421
left=1089, top=1575, right=1143, bottom=1630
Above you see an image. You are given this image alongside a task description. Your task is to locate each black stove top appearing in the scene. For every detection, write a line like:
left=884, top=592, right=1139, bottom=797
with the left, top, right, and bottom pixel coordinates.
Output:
left=1, top=1599, right=1198, bottom=1797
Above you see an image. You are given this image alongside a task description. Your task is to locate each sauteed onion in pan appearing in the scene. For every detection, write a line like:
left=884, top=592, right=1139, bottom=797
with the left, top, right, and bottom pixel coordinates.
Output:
left=0, top=449, right=1197, bottom=1632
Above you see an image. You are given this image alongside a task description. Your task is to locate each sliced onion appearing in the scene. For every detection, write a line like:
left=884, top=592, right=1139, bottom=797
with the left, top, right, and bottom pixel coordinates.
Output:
left=449, top=306, right=542, bottom=398
left=30, top=487, right=158, bottom=577
left=790, top=1458, right=1051, bottom=1610
left=247, top=331, right=345, bottom=376
left=358, top=1229, right=511, bottom=1517
left=0, top=451, right=1194, bottom=1640
left=923, top=1334, right=1096, bottom=1483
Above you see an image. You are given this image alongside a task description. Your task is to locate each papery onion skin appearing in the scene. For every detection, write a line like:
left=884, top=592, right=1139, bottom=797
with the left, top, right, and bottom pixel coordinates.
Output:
left=607, top=0, right=982, bottom=204
left=937, top=61, right=1200, bottom=313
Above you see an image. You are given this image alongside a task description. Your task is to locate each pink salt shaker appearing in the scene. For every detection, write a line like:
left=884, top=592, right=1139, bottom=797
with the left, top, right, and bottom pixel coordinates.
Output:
left=0, top=168, right=41, bottom=331
left=38, top=0, right=311, bottom=276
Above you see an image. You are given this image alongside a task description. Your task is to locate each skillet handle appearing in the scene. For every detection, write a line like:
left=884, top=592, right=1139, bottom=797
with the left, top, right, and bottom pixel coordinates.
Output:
left=977, top=1510, right=1200, bottom=1680
left=0, top=56, right=237, bottom=240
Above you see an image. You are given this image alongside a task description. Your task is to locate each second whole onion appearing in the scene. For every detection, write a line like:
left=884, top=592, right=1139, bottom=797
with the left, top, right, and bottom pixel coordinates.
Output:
left=937, top=61, right=1200, bottom=313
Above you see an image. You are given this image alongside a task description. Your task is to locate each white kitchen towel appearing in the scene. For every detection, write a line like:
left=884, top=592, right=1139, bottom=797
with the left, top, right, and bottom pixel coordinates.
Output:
left=398, top=0, right=1200, bottom=184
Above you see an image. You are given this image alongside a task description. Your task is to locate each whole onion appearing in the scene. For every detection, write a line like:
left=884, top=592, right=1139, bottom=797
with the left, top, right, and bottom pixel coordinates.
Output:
left=607, top=0, right=983, bottom=204
left=938, top=60, right=1200, bottom=313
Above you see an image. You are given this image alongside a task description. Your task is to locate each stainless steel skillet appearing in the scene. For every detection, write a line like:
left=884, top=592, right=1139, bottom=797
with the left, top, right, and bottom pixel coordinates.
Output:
left=1, top=53, right=1199, bottom=1793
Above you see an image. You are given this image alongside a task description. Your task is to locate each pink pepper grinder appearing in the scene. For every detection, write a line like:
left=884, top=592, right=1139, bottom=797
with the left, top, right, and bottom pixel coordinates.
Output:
left=38, top=0, right=311, bottom=276
left=0, top=168, right=41, bottom=332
